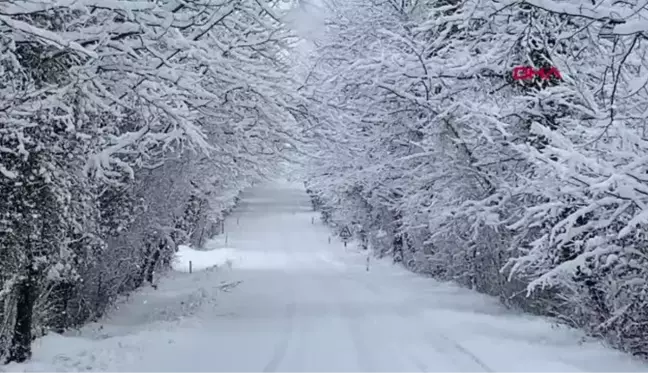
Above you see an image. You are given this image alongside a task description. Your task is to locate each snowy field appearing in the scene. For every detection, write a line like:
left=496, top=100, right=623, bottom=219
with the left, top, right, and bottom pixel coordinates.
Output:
left=4, top=180, right=648, bottom=372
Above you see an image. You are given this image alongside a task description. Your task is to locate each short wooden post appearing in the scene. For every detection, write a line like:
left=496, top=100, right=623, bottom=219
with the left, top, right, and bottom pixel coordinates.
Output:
left=189, top=261, right=192, bottom=273
left=225, top=233, right=228, bottom=245
left=328, top=236, right=331, bottom=244
left=311, top=217, right=314, bottom=224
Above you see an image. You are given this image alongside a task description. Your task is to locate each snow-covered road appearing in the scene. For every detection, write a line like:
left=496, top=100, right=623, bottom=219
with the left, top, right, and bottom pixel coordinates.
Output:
left=7, top=180, right=648, bottom=372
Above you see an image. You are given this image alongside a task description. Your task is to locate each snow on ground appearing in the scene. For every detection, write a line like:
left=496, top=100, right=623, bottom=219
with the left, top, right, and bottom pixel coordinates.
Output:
left=173, top=244, right=239, bottom=272
left=174, top=241, right=345, bottom=273
left=5, top=179, right=648, bottom=372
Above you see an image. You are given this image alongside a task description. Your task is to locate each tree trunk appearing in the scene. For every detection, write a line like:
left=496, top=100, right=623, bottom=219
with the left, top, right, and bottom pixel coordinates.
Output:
left=8, top=265, right=38, bottom=363
left=393, top=234, right=403, bottom=263
left=146, top=242, right=163, bottom=286
left=135, top=251, right=149, bottom=289
left=469, top=244, right=478, bottom=290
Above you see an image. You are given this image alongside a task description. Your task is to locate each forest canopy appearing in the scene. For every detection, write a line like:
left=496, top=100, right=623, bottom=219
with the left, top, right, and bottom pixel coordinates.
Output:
left=2, top=0, right=648, bottom=363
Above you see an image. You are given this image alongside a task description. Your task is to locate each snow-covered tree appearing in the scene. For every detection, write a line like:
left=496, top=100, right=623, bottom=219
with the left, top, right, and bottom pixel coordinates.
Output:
left=301, top=0, right=648, bottom=356
left=0, top=0, right=304, bottom=362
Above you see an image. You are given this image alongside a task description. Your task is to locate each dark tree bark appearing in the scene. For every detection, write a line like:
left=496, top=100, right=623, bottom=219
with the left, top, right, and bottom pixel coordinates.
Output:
left=392, top=210, right=404, bottom=263
left=393, top=233, right=403, bottom=263
left=8, top=264, right=38, bottom=363
left=146, top=244, right=162, bottom=285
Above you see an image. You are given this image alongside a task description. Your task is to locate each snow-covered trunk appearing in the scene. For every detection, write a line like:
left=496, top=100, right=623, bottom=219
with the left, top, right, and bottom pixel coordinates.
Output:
left=393, top=232, right=404, bottom=263
left=468, top=243, right=478, bottom=291
left=137, top=237, right=166, bottom=289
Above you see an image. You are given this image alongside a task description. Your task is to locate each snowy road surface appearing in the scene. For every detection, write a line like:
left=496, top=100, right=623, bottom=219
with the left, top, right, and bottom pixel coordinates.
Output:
left=7, top=180, right=648, bottom=372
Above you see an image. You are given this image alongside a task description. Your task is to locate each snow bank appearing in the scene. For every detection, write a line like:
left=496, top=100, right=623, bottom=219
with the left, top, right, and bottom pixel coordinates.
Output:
left=173, top=243, right=345, bottom=272
left=172, top=245, right=237, bottom=272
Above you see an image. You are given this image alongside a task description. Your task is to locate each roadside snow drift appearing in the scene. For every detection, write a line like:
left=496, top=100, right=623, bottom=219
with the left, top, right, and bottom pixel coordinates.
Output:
left=173, top=245, right=237, bottom=272
left=174, top=244, right=345, bottom=272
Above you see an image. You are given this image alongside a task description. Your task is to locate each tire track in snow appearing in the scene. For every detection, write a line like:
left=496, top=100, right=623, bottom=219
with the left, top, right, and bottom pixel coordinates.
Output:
left=419, top=329, right=494, bottom=372
left=341, top=275, right=434, bottom=373
left=324, top=251, right=491, bottom=372
left=440, top=334, right=494, bottom=373
left=338, top=302, right=375, bottom=372
left=330, top=274, right=380, bottom=371
left=344, top=272, right=492, bottom=372
left=262, top=302, right=297, bottom=372
left=349, top=270, right=497, bottom=373
left=406, top=354, right=429, bottom=372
